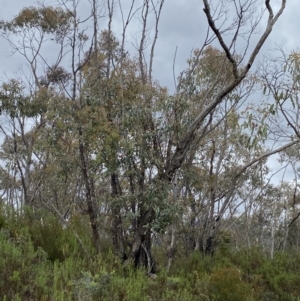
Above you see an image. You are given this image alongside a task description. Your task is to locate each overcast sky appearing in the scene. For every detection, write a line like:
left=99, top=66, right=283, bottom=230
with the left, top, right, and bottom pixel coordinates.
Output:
left=2, top=0, right=299, bottom=86
left=0, top=0, right=298, bottom=184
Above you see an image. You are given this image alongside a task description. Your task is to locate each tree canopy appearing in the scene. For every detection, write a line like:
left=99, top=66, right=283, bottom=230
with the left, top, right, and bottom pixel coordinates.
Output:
left=1, top=0, right=298, bottom=280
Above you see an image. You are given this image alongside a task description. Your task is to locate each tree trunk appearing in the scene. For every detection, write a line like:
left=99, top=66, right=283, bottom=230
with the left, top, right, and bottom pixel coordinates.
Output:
left=166, top=225, right=176, bottom=272
left=111, top=173, right=126, bottom=259
left=127, top=206, right=156, bottom=272
left=130, top=230, right=156, bottom=273
left=78, top=128, right=101, bottom=253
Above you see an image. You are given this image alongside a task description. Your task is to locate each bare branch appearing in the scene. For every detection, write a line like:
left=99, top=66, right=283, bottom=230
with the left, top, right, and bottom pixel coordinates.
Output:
left=203, top=0, right=238, bottom=78
left=148, top=0, right=165, bottom=82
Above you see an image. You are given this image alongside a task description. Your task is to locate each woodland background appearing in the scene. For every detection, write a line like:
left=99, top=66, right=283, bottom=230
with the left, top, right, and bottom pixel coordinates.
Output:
left=1, top=0, right=300, bottom=300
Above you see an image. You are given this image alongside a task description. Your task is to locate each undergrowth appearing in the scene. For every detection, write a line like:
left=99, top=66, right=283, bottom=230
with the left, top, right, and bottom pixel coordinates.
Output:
left=1, top=206, right=300, bottom=301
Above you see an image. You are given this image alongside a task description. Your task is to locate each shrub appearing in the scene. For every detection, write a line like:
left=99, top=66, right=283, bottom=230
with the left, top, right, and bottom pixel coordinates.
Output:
left=209, top=267, right=254, bottom=301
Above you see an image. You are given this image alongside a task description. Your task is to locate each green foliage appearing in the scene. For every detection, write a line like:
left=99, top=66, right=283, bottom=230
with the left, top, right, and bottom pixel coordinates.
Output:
left=0, top=2, right=297, bottom=300
left=259, top=252, right=300, bottom=301
left=1, top=209, right=300, bottom=301
left=0, top=79, right=49, bottom=117
left=0, top=226, right=52, bottom=300
left=26, top=211, right=84, bottom=262
left=1, top=6, right=73, bottom=41
left=209, top=267, right=254, bottom=301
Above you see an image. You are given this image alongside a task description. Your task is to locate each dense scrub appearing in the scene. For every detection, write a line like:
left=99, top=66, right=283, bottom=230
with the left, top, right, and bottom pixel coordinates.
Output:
left=1, top=207, right=300, bottom=301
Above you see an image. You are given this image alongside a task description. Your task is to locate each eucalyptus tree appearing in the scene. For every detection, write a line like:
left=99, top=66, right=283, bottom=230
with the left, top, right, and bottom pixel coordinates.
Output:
left=0, top=0, right=294, bottom=271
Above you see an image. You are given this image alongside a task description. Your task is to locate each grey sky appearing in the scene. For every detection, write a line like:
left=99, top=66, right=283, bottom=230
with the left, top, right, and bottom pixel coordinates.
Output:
left=0, top=1, right=298, bottom=85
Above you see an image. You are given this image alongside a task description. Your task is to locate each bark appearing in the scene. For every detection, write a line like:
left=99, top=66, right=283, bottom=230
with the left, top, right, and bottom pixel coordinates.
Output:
left=78, top=127, right=101, bottom=253
left=166, top=225, right=176, bottom=272
left=111, top=173, right=126, bottom=259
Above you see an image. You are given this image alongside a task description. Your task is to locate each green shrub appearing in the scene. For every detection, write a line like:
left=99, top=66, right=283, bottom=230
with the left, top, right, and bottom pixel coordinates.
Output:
left=260, top=252, right=300, bottom=301
left=1, top=206, right=300, bottom=301
left=209, top=267, right=254, bottom=301
left=0, top=228, right=52, bottom=300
